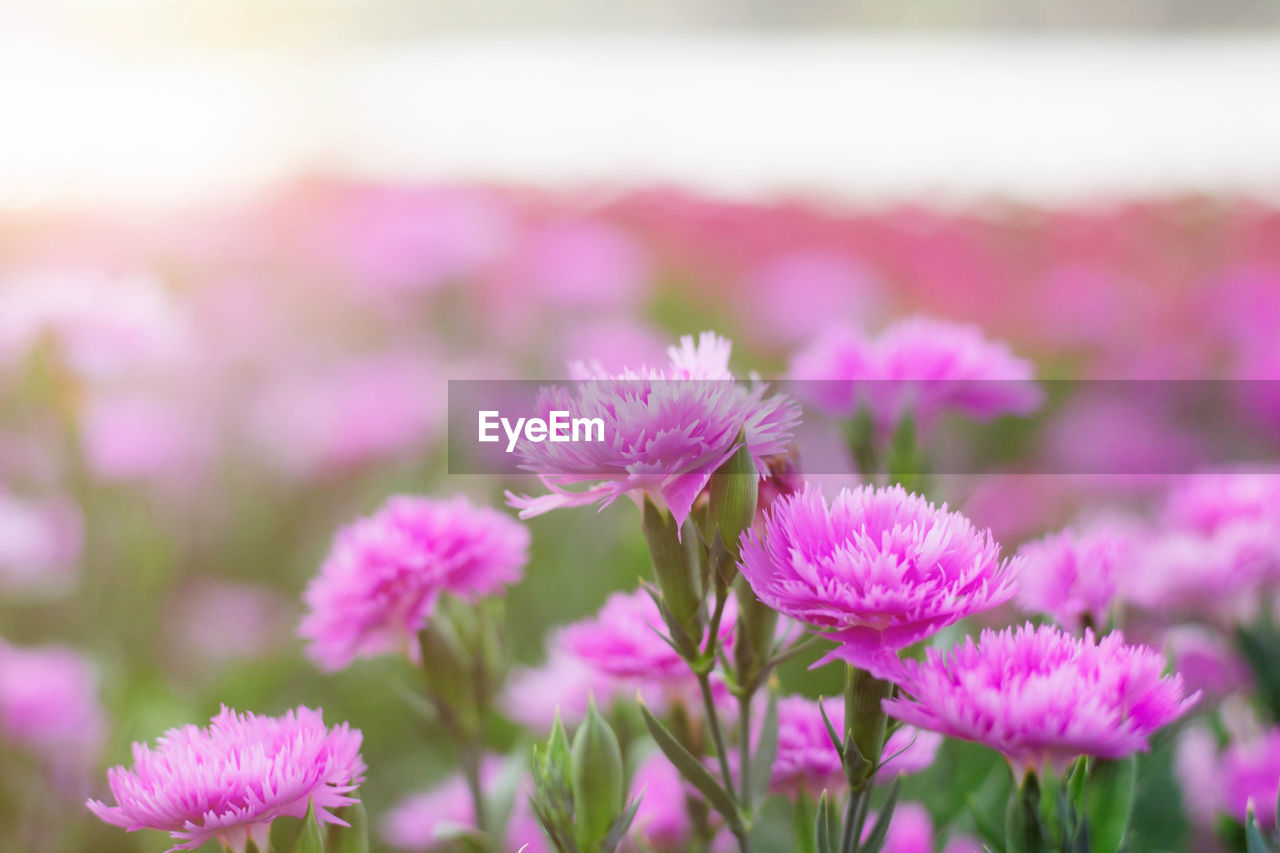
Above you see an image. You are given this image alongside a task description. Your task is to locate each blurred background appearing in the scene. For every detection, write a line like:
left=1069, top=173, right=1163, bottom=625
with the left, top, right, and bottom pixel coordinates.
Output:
left=2, top=2, right=1279, bottom=851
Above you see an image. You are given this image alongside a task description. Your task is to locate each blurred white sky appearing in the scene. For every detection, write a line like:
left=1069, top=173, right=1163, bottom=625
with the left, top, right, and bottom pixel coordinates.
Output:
left=3, top=34, right=1280, bottom=207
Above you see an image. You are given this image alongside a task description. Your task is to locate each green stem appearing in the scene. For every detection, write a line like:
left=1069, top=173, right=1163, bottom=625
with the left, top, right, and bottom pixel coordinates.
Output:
left=461, top=740, right=489, bottom=839
left=696, top=672, right=750, bottom=853
left=738, top=688, right=752, bottom=807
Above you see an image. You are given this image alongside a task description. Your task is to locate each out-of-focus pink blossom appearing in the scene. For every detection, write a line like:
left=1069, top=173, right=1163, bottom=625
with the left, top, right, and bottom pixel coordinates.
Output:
left=859, top=802, right=983, bottom=853
left=0, top=640, right=103, bottom=787
left=1163, top=626, right=1252, bottom=700
left=501, top=643, right=621, bottom=731
left=249, top=350, right=445, bottom=479
left=0, top=491, right=82, bottom=594
left=1015, top=520, right=1136, bottom=631
left=300, top=495, right=529, bottom=672
left=509, top=332, right=799, bottom=529
left=81, top=392, right=213, bottom=488
left=884, top=624, right=1198, bottom=775
left=628, top=751, right=692, bottom=851
left=559, top=587, right=735, bottom=706
left=740, top=250, right=879, bottom=346
left=739, top=484, right=1017, bottom=674
left=166, top=577, right=294, bottom=667
left=878, top=725, right=943, bottom=781
left=789, top=316, right=1041, bottom=429
left=1164, top=471, right=1280, bottom=535
left=88, top=705, right=365, bottom=853
left=0, top=269, right=189, bottom=380
left=1177, top=723, right=1280, bottom=832
left=770, top=696, right=845, bottom=798
left=514, top=219, right=649, bottom=310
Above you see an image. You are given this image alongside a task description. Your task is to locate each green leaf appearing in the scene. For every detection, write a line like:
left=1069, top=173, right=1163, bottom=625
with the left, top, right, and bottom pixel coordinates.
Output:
left=600, top=796, right=643, bottom=853
left=1082, top=757, right=1135, bottom=853
left=294, top=799, right=326, bottom=853
left=1005, top=773, right=1045, bottom=853
left=817, top=697, right=843, bottom=756
left=329, top=799, right=369, bottom=853
left=638, top=701, right=742, bottom=832
left=748, top=692, right=780, bottom=809
left=859, top=779, right=900, bottom=853
left=1247, top=807, right=1272, bottom=853
left=793, top=792, right=816, bottom=853
left=814, top=790, right=838, bottom=853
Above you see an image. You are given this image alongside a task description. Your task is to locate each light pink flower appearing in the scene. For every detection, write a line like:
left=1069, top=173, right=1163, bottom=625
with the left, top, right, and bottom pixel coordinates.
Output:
left=859, top=802, right=983, bottom=853
left=1164, top=471, right=1280, bottom=535
left=1177, top=723, right=1280, bottom=831
left=789, top=316, right=1040, bottom=428
left=739, top=484, right=1017, bottom=674
left=628, top=752, right=693, bottom=851
left=0, top=640, right=103, bottom=786
left=878, top=725, right=943, bottom=782
left=0, top=491, right=81, bottom=595
left=167, top=578, right=294, bottom=667
left=1015, top=520, right=1136, bottom=631
left=81, top=392, right=213, bottom=488
left=508, top=332, right=799, bottom=529
left=770, top=696, right=845, bottom=798
left=883, top=624, right=1198, bottom=775
left=300, top=495, right=529, bottom=672
left=88, top=705, right=365, bottom=853
left=501, top=643, right=623, bottom=731
left=1163, top=626, right=1252, bottom=701
left=559, top=587, right=736, bottom=706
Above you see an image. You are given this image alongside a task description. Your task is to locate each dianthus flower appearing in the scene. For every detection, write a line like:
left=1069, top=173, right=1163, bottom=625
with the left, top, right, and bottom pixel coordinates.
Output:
left=768, top=697, right=939, bottom=797
left=87, top=705, right=365, bottom=852
left=559, top=587, right=736, bottom=703
left=627, top=751, right=693, bottom=851
left=300, top=495, right=529, bottom=672
left=739, top=484, right=1017, bottom=673
left=508, top=332, right=799, bottom=528
left=1164, top=471, right=1280, bottom=534
left=788, top=316, right=1040, bottom=428
left=1014, top=520, right=1135, bottom=631
left=883, top=624, right=1198, bottom=775
left=1176, top=723, right=1280, bottom=831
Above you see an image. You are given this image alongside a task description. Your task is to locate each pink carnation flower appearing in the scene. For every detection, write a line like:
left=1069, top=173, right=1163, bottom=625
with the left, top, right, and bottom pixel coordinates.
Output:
left=789, top=316, right=1040, bottom=428
left=1014, top=521, right=1135, bottom=631
left=560, top=587, right=736, bottom=707
left=1165, top=471, right=1280, bottom=535
left=739, top=484, right=1017, bottom=674
left=87, top=705, right=365, bottom=853
left=628, top=751, right=693, bottom=851
left=1177, top=723, right=1280, bottom=831
left=300, top=495, right=530, bottom=672
left=861, top=802, right=983, bottom=853
left=883, top=624, right=1198, bottom=775
left=501, top=642, right=624, bottom=731
left=0, top=491, right=82, bottom=595
left=769, top=697, right=939, bottom=797
left=508, top=332, right=799, bottom=529
left=0, top=640, right=104, bottom=788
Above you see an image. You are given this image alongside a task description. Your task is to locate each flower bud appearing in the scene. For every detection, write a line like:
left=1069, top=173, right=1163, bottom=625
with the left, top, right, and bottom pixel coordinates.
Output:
left=1005, top=771, right=1046, bottom=853
left=642, top=497, right=704, bottom=647
left=709, top=431, right=757, bottom=561
left=571, top=699, right=625, bottom=850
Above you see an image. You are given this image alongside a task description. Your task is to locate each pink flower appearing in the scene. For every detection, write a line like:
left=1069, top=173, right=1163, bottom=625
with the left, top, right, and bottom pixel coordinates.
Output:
left=771, top=696, right=845, bottom=798
left=166, top=577, right=293, bottom=667
left=559, top=587, right=736, bottom=705
left=789, top=316, right=1040, bottom=428
left=860, top=802, right=983, bottom=853
left=501, top=643, right=622, bottom=731
left=1177, top=723, right=1280, bottom=831
left=300, top=495, right=529, bottom=672
left=508, top=332, right=799, bottom=529
left=768, top=696, right=939, bottom=797
left=382, top=758, right=551, bottom=852
left=628, top=752, right=693, bottom=850
left=883, top=624, right=1198, bottom=775
left=738, top=484, right=1017, bottom=674
left=1163, top=626, right=1252, bottom=700
left=87, top=705, right=365, bottom=853
left=0, top=640, right=103, bottom=787
left=0, top=491, right=82, bottom=595
left=1164, top=471, right=1280, bottom=535
left=1014, top=520, right=1136, bottom=631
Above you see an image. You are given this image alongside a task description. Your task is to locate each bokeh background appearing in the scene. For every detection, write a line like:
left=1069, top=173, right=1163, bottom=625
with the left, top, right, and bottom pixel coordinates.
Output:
left=2, top=2, right=1280, bottom=851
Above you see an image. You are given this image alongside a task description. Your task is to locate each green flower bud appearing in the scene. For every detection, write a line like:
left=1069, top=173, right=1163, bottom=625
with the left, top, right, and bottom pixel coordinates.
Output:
left=642, top=497, right=704, bottom=645
left=709, top=431, right=757, bottom=561
left=571, top=699, right=625, bottom=850
left=1005, top=770, right=1047, bottom=853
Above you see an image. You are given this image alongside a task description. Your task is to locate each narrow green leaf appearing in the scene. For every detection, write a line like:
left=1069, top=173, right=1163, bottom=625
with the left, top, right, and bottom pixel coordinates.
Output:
left=814, top=790, right=838, bottom=853
left=1081, top=757, right=1135, bottom=853
left=748, top=692, right=780, bottom=808
left=329, top=799, right=369, bottom=853
left=1247, top=807, right=1272, bottom=853
left=638, top=702, right=741, bottom=831
left=793, top=792, right=816, bottom=853
left=817, top=697, right=843, bottom=756
left=294, top=799, right=326, bottom=853
left=859, top=779, right=901, bottom=853
left=600, top=796, right=643, bottom=853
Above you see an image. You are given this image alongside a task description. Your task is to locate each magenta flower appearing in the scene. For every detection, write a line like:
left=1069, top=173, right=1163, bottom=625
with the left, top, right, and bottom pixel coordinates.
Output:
left=1014, top=521, right=1135, bottom=631
left=508, top=332, right=799, bottom=528
left=560, top=587, right=736, bottom=705
left=789, top=316, right=1040, bottom=428
left=0, top=490, right=82, bottom=595
left=87, top=705, right=365, bottom=853
left=738, top=484, right=1017, bottom=673
left=1164, top=471, right=1280, bottom=534
left=883, top=624, right=1198, bottom=775
left=861, top=802, right=983, bottom=853
left=628, top=751, right=693, bottom=851
left=300, top=495, right=529, bottom=672
left=1177, top=723, right=1280, bottom=831
left=501, top=642, right=624, bottom=731
left=768, top=696, right=938, bottom=797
